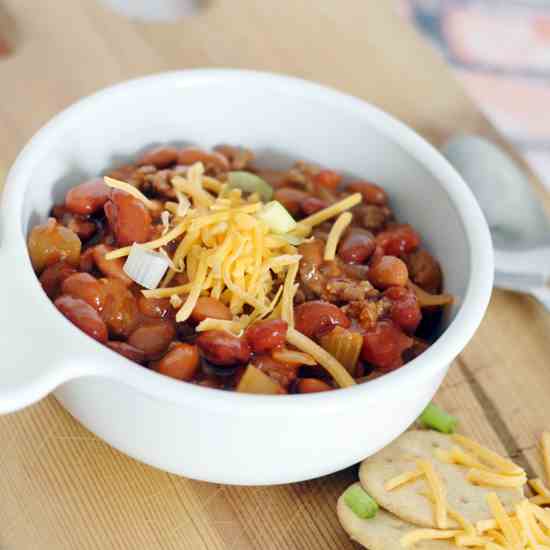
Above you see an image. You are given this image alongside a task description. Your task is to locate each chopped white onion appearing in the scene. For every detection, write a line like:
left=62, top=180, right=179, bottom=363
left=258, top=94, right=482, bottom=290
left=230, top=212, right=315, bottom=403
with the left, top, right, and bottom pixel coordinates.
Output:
left=123, top=244, right=171, bottom=289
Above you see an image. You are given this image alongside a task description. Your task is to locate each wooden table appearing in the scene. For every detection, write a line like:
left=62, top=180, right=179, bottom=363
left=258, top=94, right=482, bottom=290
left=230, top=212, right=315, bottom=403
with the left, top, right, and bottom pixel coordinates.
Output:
left=1, top=2, right=549, bottom=549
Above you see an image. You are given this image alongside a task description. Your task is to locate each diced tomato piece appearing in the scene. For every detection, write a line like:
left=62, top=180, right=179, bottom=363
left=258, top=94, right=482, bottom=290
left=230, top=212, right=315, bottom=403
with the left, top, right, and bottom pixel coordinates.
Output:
left=361, top=321, right=413, bottom=372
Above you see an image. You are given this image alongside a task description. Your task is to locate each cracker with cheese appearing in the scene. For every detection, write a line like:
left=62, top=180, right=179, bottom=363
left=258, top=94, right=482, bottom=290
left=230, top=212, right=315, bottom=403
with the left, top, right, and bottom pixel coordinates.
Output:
left=359, top=430, right=525, bottom=528
left=337, top=484, right=459, bottom=550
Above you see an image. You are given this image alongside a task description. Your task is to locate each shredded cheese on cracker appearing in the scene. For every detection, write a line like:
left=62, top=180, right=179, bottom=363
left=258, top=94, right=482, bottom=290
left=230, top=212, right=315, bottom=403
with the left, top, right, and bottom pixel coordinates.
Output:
left=467, top=468, right=527, bottom=488
left=384, top=469, right=424, bottom=492
left=453, top=435, right=524, bottom=476
left=416, top=459, right=448, bottom=529
left=400, top=529, right=461, bottom=547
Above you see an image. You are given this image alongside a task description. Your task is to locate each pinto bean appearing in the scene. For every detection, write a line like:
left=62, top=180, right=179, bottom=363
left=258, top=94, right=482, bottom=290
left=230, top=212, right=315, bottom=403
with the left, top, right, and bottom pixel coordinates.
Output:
left=347, top=181, right=387, bottom=205
left=190, top=297, right=232, bottom=323
left=245, top=320, right=288, bottom=353
left=65, top=179, right=110, bottom=215
left=368, top=256, right=409, bottom=289
left=136, top=146, right=179, bottom=168
left=99, top=278, right=140, bottom=338
left=297, top=378, right=333, bottom=393
left=28, top=218, right=81, bottom=273
left=39, top=262, right=77, bottom=299
left=338, top=228, right=376, bottom=264
left=92, top=244, right=133, bottom=286
left=404, top=248, right=443, bottom=294
left=384, top=286, right=421, bottom=334
left=79, top=248, right=95, bottom=272
left=177, top=148, right=230, bottom=172
left=195, top=330, right=251, bottom=366
left=301, top=197, right=328, bottom=215
left=128, top=320, right=176, bottom=358
left=294, top=301, right=351, bottom=338
left=298, top=239, right=324, bottom=266
left=104, top=189, right=152, bottom=247
left=106, top=341, right=147, bottom=364
left=151, top=343, right=200, bottom=381
left=55, top=295, right=108, bottom=343
left=138, top=296, right=172, bottom=319
left=62, top=272, right=106, bottom=312
left=273, top=187, right=309, bottom=217
left=376, top=224, right=420, bottom=256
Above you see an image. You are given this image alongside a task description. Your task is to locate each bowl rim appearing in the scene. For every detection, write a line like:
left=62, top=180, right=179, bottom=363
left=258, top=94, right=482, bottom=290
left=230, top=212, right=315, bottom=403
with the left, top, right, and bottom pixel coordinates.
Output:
left=2, top=69, right=494, bottom=411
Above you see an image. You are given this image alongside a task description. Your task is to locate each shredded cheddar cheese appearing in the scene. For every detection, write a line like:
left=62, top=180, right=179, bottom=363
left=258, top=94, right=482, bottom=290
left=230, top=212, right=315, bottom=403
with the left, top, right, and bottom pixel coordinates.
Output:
left=452, top=434, right=524, bottom=476
left=384, top=469, right=424, bottom=492
left=102, top=162, right=363, bottom=387
left=417, top=459, right=448, bottom=529
left=104, top=176, right=157, bottom=209
left=400, top=529, right=461, bottom=548
left=454, top=535, right=491, bottom=547
left=486, top=493, right=523, bottom=550
left=466, top=468, right=527, bottom=488
left=324, top=211, right=352, bottom=261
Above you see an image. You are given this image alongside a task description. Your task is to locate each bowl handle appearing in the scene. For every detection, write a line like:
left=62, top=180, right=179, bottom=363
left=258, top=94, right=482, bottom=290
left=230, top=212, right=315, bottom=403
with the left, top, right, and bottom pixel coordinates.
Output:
left=0, top=248, right=101, bottom=414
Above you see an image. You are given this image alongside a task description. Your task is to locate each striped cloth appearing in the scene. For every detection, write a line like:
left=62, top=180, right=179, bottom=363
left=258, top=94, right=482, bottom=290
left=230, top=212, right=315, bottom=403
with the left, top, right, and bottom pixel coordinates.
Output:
left=401, top=0, right=550, bottom=189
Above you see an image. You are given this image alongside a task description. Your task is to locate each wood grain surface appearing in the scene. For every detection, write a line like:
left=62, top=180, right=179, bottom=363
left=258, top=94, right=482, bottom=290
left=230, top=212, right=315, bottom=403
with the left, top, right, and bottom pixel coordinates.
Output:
left=1, top=1, right=549, bottom=549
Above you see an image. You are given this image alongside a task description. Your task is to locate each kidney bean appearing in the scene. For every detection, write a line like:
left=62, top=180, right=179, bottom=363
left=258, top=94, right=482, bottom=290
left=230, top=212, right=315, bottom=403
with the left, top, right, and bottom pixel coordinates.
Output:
left=361, top=320, right=413, bottom=372
left=196, top=330, right=251, bottom=366
left=273, top=187, right=309, bottom=217
left=338, top=228, right=376, bottom=264
left=369, top=256, right=409, bottom=289
left=138, top=296, right=172, bottom=319
left=312, top=169, right=341, bottom=190
left=106, top=341, right=147, bottom=364
left=128, top=320, right=176, bottom=358
left=151, top=343, right=200, bottom=381
left=106, top=164, right=136, bottom=182
left=177, top=148, right=230, bottom=172
left=245, top=320, right=288, bottom=353
left=92, top=244, right=133, bottom=286
left=62, top=272, right=106, bottom=312
left=376, top=224, right=420, bottom=256
left=136, top=146, right=179, bottom=168
left=104, top=189, right=152, bottom=247
left=297, top=378, right=333, bottom=393
left=301, top=197, right=328, bottom=215
left=28, top=218, right=81, bottom=273
left=404, top=248, right=443, bottom=294
left=99, top=278, right=140, bottom=337
left=39, top=262, right=77, bottom=299
left=347, top=181, right=387, bottom=205
left=190, top=297, right=232, bottom=323
left=384, top=286, right=421, bottom=334
left=65, top=179, right=110, bottom=215
left=67, top=217, right=97, bottom=241
left=294, top=301, right=351, bottom=338
left=55, top=295, right=108, bottom=343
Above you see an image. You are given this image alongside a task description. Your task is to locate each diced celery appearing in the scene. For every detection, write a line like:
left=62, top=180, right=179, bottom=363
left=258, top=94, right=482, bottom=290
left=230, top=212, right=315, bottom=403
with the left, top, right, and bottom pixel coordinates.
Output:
left=256, top=201, right=297, bottom=234
left=343, top=484, right=378, bottom=519
left=227, top=171, right=273, bottom=202
left=419, top=403, right=457, bottom=434
left=236, top=365, right=282, bottom=394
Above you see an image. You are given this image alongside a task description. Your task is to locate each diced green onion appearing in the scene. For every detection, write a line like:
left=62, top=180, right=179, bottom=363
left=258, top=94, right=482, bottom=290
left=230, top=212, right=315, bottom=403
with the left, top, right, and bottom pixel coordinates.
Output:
left=419, top=403, right=457, bottom=434
left=343, top=484, right=378, bottom=519
left=227, top=171, right=273, bottom=202
left=256, top=201, right=297, bottom=234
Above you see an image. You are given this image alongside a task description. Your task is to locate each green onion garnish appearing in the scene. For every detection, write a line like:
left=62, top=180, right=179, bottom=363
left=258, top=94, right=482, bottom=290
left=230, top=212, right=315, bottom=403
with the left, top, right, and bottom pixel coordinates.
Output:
left=343, top=484, right=378, bottom=519
left=419, top=403, right=457, bottom=434
left=227, top=171, right=273, bottom=202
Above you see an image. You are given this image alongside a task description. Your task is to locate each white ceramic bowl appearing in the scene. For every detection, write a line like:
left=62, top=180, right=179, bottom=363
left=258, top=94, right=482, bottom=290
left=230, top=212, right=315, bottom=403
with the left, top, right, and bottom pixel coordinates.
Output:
left=0, top=70, right=493, bottom=485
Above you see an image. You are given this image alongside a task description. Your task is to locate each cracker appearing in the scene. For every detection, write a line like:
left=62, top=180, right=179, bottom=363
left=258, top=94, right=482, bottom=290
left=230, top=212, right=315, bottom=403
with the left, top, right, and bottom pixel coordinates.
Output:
left=337, top=483, right=458, bottom=550
left=359, top=430, right=524, bottom=528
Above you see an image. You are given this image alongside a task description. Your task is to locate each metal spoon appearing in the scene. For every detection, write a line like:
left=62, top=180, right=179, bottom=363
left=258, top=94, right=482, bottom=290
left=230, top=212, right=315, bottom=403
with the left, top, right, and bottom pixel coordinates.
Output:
left=442, top=135, right=550, bottom=310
